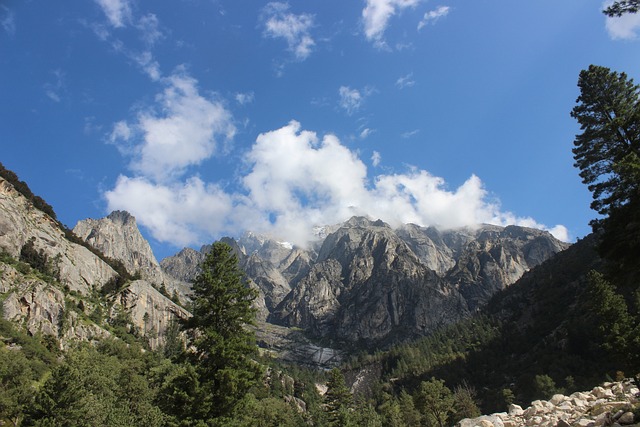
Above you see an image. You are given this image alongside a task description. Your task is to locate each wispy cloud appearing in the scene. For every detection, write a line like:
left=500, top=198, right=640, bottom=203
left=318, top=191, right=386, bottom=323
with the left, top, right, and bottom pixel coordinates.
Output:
left=371, top=151, right=382, bottom=167
left=1, top=6, right=16, bottom=36
left=401, top=129, right=420, bottom=138
left=262, top=2, right=315, bottom=60
left=94, top=0, right=132, bottom=28
left=396, top=72, right=415, bottom=89
left=418, top=5, right=450, bottom=30
left=44, top=69, right=65, bottom=103
left=603, top=1, right=640, bottom=39
left=360, top=128, right=374, bottom=139
left=137, top=13, right=163, bottom=46
left=235, top=92, right=255, bottom=105
left=338, top=86, right=374, bottom=115
left=362, top=0, right=420, bottom=46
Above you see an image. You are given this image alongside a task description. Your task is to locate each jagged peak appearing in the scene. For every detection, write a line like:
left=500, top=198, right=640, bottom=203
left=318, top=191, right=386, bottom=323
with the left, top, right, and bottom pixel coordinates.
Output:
left=107, top=210, right=136, bottom=226
left=342, top=216, right=390, bottom=229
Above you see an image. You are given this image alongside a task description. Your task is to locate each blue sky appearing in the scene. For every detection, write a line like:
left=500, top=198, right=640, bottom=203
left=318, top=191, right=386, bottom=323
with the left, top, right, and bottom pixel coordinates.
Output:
left=1, top=0, right=639, bottom=260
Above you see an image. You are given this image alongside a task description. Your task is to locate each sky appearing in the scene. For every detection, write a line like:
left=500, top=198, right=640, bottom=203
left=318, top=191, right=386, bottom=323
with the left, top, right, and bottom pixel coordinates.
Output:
left=1, top=1, right=640, bottom=260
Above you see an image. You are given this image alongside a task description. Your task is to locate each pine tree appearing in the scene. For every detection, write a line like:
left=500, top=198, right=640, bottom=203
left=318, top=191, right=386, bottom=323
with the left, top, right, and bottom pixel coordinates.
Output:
left=571, top=65, right=640, bottom=221
left=414, top=377, right=454, bottom=427
left=324, top=368, right=353, bottom=426
left=182, top=241, right=262, bottom=420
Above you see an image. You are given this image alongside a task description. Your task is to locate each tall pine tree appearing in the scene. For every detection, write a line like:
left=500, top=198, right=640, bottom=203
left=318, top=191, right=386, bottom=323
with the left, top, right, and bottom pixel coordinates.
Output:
left=182, top=241, right=262, bottom=421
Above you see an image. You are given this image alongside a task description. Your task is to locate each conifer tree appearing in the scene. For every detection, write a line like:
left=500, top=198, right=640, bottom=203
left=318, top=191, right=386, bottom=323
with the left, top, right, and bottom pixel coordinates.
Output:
left=571, top=65, right=640, bottom=221
left=182, top=241, right=262, bottom=420
left=324, top=368, right=353, bottom=426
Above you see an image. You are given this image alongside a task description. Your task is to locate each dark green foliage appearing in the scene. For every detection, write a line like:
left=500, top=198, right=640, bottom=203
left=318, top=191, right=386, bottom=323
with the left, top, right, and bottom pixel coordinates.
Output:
left=571, top=65, right=640, bottom=220
left=19, top=238, right=60, bottom=281
left=532, top=374, right=558, bottom=400
left=414, top=378, right=454, bottom=427
left=0, top=348, right=38, bottom=427
left=0, top=162, right=57, bottom=220
left=452, top=382, right=481, bottom=422
left=28, top=343, right=165, bottom=427
left=324, top=368, right=354, bottom=426
left=182, top=241, right=262, bottom=420
left=603, top=0, right=640, bottom=16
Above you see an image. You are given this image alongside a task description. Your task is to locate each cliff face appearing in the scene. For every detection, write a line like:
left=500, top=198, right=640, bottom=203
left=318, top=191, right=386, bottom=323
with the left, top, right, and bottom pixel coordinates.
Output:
left=0, top=177, right=116, bottom=295
left=0, top=177, right=187, bottom=350
left=162, top=216, right=568, bottom=348
left=73, top=211, right=192, bottom=303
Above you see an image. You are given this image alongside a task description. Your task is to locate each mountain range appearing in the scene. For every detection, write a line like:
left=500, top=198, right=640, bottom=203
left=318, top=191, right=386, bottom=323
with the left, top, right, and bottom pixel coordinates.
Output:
left=0, top=173, right=568, bottom=365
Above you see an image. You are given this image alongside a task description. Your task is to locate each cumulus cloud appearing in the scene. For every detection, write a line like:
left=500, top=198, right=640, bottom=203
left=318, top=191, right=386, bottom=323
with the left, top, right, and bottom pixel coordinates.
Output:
left=418, top=5, right=450, bottom=30
left=604, top=4, right=640, bottom=39
left=106, top=120, right=568, bottom=248
left=105, top=175, right=234, bottom=246
left=94, top=0, right=132, bottom=28
left=262, top=2, right=315, bottom=60
left=109, top=71, right=235, bottom=182
left=362, top=0, right=420, bottom=45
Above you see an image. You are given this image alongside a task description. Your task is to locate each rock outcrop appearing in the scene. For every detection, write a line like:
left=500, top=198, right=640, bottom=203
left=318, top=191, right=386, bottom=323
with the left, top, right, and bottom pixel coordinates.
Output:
left=73, top=211, right=192, bottom=302
left=161, top=216, right=567, bottom=348
left=0, top=177, right=117, bottom=295
left=458, top=380, right=640, bottom=427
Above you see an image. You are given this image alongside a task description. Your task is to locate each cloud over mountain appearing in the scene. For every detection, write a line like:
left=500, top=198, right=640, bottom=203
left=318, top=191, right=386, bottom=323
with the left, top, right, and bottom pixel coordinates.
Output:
left=105, top=119, right=569, bottom=249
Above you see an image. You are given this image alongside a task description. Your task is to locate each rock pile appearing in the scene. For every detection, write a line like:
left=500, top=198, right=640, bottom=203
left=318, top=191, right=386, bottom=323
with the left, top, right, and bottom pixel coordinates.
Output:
left=458, top=380, right=640, bottom=427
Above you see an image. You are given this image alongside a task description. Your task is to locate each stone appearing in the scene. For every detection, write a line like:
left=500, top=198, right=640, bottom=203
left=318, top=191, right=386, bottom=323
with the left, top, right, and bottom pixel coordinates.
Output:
left=617, top=412, right=635, bottom=425
left=508, top=404, right=524, bottom=417
left=551, top=394, right=567, bottom=405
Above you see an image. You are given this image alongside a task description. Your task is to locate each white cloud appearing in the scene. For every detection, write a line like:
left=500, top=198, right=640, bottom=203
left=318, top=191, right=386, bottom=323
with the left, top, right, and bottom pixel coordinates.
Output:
left=396, top=73, right=415, bottom=89
left=262, top=2, right=315, bottom=60
left=362, top=0, right=420, bottom=44
left=132, top=51, right=161, bottom=81
left=105, top=175, right=234, bottom=246
left=137, top=13, right=163, bottom=45
left=338, top=86, right=374, bottom=115
left=338, top=86, right=362, bottom=115
left=1, top=6, right=16, bottom=36
left=604, top=2, right=640, bottom=40
left=360, top=128, right=374, bottom=139
left=401, top=129, right=420, bottom=138
left=106, top=121, right=568, bottom=248
left=372, top=151, right=382, bottom=167
left=235, top=92, right=255, bottom=105
left=94, top=0, right=132, bottom=28
left=44, top=69, right=65, bottom=103
left=109, top=71, right=236, bottom=182
left=418, top=5, right=450, bottom=30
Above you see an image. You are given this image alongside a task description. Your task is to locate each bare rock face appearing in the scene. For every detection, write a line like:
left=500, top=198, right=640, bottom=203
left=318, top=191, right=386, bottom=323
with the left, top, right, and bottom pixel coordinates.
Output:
left=1, top=263, right=111, bottom=347
left=272, top=218, right=469, bottom=346
left=444, top=225, right=570, bottom=310
left=0, top=177, right=117, bottom=295
left=74, top=211, right=163, bottom=283
left=160, top=247, right=205, bottom=282
left=111, top=279, right=190, bottom=349
left=74, top=211, right=192, bottom=302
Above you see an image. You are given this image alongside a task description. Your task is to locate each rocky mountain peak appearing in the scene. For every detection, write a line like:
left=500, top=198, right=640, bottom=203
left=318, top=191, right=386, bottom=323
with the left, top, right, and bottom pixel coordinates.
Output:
left=106, top=209, right=136, bottom=226
left=73, top=210, right=161, bottom=281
